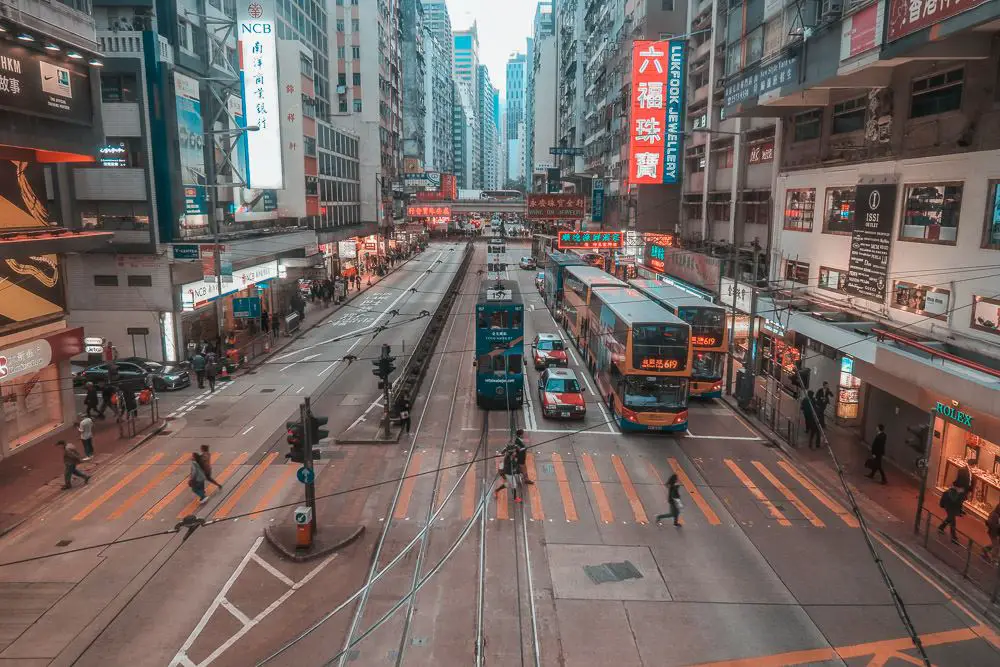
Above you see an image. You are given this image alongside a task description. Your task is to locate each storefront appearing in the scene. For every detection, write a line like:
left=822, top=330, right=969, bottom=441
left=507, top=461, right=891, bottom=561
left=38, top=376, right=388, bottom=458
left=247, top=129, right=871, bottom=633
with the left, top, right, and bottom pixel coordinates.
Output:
left=0, top=327, right=84, bottom=457
left=930, top=400, right=1000, bottom=521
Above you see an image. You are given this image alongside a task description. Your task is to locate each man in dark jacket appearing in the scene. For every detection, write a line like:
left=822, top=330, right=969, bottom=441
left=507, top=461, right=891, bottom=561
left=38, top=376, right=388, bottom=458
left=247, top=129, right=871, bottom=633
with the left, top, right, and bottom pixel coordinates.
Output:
left=938, top=483, right=965, bottom=543
left=801, top=391, right=821, bottom=449
left=867, top=423, right=888, bottom=484
left=191, top=352, right=206, bottom=388
left=83, top=382, right=100, bottom=418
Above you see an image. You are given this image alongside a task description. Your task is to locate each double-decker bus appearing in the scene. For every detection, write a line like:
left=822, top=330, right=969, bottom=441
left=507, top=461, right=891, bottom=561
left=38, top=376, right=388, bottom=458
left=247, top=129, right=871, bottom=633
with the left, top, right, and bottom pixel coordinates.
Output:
left=629, top=279, right=728, bottom=398
left=562, top=265, right=624, bottom=353
left=531, top=234, right=557, bottom=263
left=542, top=251, right=587, bottom=319
left=475, top=279, right=525, bottom=409
left=585, top=287, right=692, bottom=432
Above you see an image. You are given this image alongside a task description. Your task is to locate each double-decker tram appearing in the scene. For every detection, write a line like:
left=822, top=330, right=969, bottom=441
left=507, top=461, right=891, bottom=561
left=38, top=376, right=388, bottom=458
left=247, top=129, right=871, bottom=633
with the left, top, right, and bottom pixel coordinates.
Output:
left=531, top=233, right=557, bottom=263
left=542, top=251, right=587, bottom=319
left=585, top=287, right=693, bottom=432
left=629, top=279, right=728, bottom=398
left=561, top=265, right=624, bottom=353
left=475, top=279, right=525, bottom=409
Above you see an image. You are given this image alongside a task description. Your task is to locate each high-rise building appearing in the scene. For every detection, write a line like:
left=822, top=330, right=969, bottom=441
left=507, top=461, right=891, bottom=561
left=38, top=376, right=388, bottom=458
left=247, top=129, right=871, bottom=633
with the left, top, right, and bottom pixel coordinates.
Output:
left=420, top=0, right=455, bottom=173
left=454, top=26, right=482, bottom=186
left=478, top=65, right=500, bottom=190
left=506, top=52, right=527, bottom=186
left=401, top=0, right=427, bottom=168
left=452, top=81, right=476, bottom=189
left=526, top=2, right=556, bottom=184
left=555, top=0, right=586, bottom=177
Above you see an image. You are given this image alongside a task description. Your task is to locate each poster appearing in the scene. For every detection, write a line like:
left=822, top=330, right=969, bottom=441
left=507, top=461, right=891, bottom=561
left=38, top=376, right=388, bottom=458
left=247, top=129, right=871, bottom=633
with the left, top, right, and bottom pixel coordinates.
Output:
left=0, top=40, right=92, bottom=125
left=844, top=184, right=897, bottom=302
left=174, top=72, right=208, bottom=235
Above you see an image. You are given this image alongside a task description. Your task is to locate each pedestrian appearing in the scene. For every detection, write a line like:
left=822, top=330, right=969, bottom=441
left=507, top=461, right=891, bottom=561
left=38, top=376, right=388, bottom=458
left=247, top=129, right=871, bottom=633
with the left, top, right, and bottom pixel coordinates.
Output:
left=982, top=503, right=1000, bottom=563
left=77, top=417, right=94, bottom=459
left=99, top=382, right=117, bottom=419
left=801, top=390, right=821, bottom=449
left=815, top=381, right=833, bottom=428
left=84, top=382, right=100, bottom=418
left=398, top=400, right=411, bottom=434
left=494, top=445, right=522, bottom=503
left=261, top=311, right=270, bottom=340
left=514, top=429, right=533, bottom=485
left=192, top=350, right=206, bottom=388
left=655, top=474, right=683, bottom=526
left=955, top=462, right=974, bottom=495
left=58, top=440, right=90, bottom=489
left=938, top=482, right=965, bottom=543
left=205, top=355, right=218, bottom=392
left=866, top=423, right=888, bottom=484
left=188, top=451, right=208, bottom=503
left=198, top=445, right=223, bottom=490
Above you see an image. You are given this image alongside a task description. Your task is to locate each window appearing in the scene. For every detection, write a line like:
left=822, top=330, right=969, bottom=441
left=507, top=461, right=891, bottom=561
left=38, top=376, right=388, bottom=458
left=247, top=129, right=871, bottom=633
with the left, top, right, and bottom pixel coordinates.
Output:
left=336, top=19, right=344, bottom=31
left=339, top=100, right=348, bottom=112
left=338, top=73, right=346, bottom=86
left=80, top=201, right=151, bottom=230
left=892, top=281, right=950, bottom=320
left=910, top=68, right=963, bottom=118
left=352, top=46, right=360, bottom=59
left=337, top=46, right=345, bottom=59
left=971, top=295, right=1000, bottom=336
left=783, top=188, right=816, bottom=231
left=784, top=260, right=809, bottom=285
left=127, top=275, right=153, bottom=287
left=661, top=0, right=674, bottom=9
left=353, top=99, right=362, bottom=112
left=793, top=109, right=821, bottom=142
left=304, top=136, right=316, bottom=156
left=900, top=183, right=962, bottom=244
left=177, top=18, right=189, bottom=49
left=763, top=19, right=782, bottom=57
left=983, top=180, right=1000, bottom=250
left=823, top=187, right=855, bottom=235
left=832, top=96, right=866, bottom=134
left=94, top=275, right=119, bottom=287
left=351, top=19, right=359, bottom=31
left=101, top=73, right=138, bottom=103
left=745, top=27, right=763, bottom=66
left=725, top=42, right=741, bottom=76
left=353, top=73, right=361, bottom=86
left=818, top=267, right=847, bottom=292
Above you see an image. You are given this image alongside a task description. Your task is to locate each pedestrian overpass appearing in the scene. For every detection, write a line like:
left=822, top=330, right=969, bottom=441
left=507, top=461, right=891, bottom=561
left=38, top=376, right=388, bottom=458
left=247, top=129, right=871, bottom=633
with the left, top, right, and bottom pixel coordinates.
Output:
left=418, top=199, right=527, bottom=214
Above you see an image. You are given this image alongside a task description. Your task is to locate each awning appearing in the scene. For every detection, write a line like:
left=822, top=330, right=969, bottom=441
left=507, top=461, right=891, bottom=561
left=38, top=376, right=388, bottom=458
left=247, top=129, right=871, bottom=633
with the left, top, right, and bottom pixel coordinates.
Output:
left=0, top=229, right=113, bottom=258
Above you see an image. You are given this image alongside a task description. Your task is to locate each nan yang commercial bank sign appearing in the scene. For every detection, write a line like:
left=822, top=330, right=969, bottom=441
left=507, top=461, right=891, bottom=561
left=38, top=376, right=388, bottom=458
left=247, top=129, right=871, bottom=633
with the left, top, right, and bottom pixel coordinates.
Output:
left=629, top=40, right=686, bottom=185
left=181, top=260, right=278, bottom=310
left=238, top=1, right=284, bottom=189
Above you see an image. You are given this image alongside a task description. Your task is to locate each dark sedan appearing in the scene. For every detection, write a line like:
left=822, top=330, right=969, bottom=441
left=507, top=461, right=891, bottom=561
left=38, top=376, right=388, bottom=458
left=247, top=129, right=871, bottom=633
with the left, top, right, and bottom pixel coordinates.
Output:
left=74, top=361, right=151, bottom=392
left=121, top=357, right=192, bottom=391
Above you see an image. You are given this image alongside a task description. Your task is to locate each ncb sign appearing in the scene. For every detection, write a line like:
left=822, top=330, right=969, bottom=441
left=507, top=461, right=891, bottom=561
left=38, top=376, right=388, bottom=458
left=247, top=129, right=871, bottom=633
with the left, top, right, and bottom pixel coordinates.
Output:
left=238, top=1, right=283, bottom=189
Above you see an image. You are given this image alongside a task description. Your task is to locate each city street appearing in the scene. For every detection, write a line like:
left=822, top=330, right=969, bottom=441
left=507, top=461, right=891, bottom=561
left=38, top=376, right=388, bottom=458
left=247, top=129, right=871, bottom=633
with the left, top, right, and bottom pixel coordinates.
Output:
left=3, top=240, right=997, bottom=666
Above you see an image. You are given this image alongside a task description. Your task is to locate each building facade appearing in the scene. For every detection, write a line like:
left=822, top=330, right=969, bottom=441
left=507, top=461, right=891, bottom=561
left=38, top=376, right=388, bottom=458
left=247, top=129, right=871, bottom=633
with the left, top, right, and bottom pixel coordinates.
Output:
left=422, top=18, right=454, bottom=173
left=401, top=0, right=426, bottom=168
left=506, top=51, right=527, bottom=186
left=454, top=26, right=481, bottom=187
left=527, top=2, right=556, bottom=182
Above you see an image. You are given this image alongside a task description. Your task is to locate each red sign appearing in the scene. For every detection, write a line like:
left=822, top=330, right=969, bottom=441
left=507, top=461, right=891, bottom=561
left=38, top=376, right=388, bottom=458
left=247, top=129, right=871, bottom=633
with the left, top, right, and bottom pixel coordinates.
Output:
left=848, top=4, right=879, bottom=57
left=642, top=232, right=676, bottom=247
left=691, top=335, right=720, bottom=348
left=557, top=231, right=624, bottom=250
left=747, top=141, right=775, bottom=165
left=441, top=173, right=457, bottom=200
left=407, top=205, right=452, bottom=218
left=629, top=41, right=669, bottom=185
left=887, top=0, right=988, bottom=42
left=638, top=357, right=680, bottom=372
left=526, top=194, right=586, bottom=219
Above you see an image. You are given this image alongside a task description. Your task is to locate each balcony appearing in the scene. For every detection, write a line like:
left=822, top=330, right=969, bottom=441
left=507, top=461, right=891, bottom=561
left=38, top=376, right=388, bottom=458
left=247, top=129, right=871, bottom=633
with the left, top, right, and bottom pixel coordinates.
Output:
left=692, top=85, right=709, bottom=105
left=1, top=0, right=97, bottom=50
left=685, top=171, right=705, bottom=194
left=98, top=30, right=173, bottom=64
left=694, top=39, right=712, bottom=62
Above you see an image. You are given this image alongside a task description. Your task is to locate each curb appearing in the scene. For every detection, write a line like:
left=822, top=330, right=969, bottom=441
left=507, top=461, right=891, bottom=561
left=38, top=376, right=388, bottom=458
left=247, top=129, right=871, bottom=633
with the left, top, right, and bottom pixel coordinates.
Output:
left=263, top=524, right=365, bottom=562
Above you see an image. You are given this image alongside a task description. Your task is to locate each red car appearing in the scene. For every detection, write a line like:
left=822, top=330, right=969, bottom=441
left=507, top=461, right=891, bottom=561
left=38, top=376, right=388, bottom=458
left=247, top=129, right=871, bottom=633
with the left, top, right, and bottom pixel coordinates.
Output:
left=537, top=368, right=586, bottom=419
left=532, top=333, right=568, bottom=370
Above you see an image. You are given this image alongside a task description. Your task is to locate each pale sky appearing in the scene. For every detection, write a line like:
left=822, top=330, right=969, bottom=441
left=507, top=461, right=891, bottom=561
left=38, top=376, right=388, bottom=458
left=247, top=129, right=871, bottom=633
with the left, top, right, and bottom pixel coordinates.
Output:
left=446, top=0, right=537, bottom=98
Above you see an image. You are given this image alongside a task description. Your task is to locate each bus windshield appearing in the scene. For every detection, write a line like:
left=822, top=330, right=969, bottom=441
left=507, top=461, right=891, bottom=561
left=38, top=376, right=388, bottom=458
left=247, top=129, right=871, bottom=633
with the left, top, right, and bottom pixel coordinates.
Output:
left=677, top=307, right=725, bottom=344
left=692, top=350, right=725, bottom=381
left=623, top=376, right=688, bottom=411
left=631, top=323, right=689, bottom=371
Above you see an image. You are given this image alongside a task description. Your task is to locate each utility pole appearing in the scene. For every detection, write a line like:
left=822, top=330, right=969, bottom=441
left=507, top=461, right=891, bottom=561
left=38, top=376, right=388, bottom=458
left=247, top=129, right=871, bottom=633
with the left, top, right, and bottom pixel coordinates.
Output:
left=302, top=398, right=317, bottom=533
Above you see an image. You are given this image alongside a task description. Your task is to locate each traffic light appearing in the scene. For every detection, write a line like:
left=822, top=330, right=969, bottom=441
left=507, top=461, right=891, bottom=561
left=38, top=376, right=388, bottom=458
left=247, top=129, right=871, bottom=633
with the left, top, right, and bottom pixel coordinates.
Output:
left=286, top=420, right=304, bottom=462
left=371, top=344, right=397, bottom=387
left=310, top=414, right=329, bottom=443
left=906, top=424, right=930, bottom=454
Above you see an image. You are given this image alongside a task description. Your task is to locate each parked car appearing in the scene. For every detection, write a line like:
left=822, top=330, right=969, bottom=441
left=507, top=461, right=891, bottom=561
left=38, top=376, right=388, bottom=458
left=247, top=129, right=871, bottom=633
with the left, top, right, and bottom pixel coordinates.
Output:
left=535, top=271, right=545, bottom=292
left=519, top=256, right=536, bottom=270
left=120, top=357, right=192, bottom=391
left=74, top=361, right=152, bottom=392
left=532, top=333, right=568, bottom=370
left=537, top=368, right=586, bottom=419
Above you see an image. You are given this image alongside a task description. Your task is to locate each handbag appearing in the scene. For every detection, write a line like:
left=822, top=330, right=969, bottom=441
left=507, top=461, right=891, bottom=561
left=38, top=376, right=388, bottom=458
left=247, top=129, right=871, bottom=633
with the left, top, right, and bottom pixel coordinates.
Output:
left=865, top=456, right=876, bottom=470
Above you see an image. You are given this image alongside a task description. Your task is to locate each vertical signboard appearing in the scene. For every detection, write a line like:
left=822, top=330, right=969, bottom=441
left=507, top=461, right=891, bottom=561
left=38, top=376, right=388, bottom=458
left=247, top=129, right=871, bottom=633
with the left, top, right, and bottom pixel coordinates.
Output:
left=238, top=0, right=284, bottom=189
left=174, top=72, right=208, bottom=235
left=629, top=40, right=686, bottom=185
left=591, top=178, right=605, bottom=223
left=844, top=183, right=897, bottom=302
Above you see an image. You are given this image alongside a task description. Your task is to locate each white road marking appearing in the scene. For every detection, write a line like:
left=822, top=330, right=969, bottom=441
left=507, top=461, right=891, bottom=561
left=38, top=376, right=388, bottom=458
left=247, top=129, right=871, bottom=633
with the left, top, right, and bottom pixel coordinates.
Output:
left=250, top=552, right=295, bottom=587
left=316, top=339, right=362, bottom=377
left=347, top=396, right=384, bottom=431
left=684, top=430, right=764, bottom=441
left=296, top=386, right=305, bottom=394
left=279, top=353, right=320, bottom=373
left=522, top=382, right=538, bottom=431
left=567, top=347, right=581, bottom=366
left=241, top=426, right=255, bottom=435
left=525, top=429, right=617, bottom=436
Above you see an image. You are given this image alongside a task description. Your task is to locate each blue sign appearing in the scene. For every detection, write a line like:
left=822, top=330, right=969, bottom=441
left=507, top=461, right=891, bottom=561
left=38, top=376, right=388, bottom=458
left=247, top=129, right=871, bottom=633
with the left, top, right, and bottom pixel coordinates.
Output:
left=591, top=179, right=605, bottom=223
left=296, top=467, right=315, bottom=484
left=663, top=40, right=686, bottom=185
left=172, top=244, right=200, bottom=260
left=840, top=356, right=854, bottom=375
left=231, top=297, right=262, bottom=319
left=262, top=190, right=278, bottom=211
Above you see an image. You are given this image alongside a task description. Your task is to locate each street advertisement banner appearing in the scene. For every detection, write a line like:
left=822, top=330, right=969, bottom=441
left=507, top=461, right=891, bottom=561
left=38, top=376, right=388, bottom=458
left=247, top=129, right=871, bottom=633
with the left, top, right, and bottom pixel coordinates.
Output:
left=628, top=40, right=686, bottom=185
left=0, top=40, right=93, bottom=125
left=556, top=231, right=623, bottom=250
left=591, top=179, right=606, bottom=223
left=723, top=55, right=798, bottom=109
left=0, top=161, right=65, bottom=334
left=886, top=0, right=988, bottom=42
left=642, top=244, right=721, bottom=292
left=407, top=205, right=452, bottom=217
left=337, top=240, right=357, bottom=259
left=238, top=0, right=284, bottom=189
left=526, top=194, right=586, bottom=219
left=747, top=140, right=775, bottom=164
left=841, top=2, right=883, bottom=60
left=175, top=72, right=208, bottom=236
left=181, top=260, right=278, bottom=311
left=845, top=183, right=898, bottom=302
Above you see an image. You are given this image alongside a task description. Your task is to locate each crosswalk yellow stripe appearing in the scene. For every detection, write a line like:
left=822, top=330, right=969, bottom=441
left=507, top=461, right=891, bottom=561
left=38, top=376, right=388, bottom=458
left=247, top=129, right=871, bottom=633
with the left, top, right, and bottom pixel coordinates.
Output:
left=611, top=454, right=647, bottom=524
left=777, top=460, right=860, bottom=528
left=213, top=452, right=278, bottom=519
left=724, top=458, right=791, bottom=526
left=752, top=461, right=825, bottom=528
left=73, top=453, right=164, bottom=521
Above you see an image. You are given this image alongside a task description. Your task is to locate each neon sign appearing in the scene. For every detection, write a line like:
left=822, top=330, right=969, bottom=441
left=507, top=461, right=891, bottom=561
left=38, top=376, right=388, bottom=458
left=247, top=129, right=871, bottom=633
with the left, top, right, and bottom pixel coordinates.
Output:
left=639, top=357, right=680, bottom=371
left=691, top=336, right=719, bottom=347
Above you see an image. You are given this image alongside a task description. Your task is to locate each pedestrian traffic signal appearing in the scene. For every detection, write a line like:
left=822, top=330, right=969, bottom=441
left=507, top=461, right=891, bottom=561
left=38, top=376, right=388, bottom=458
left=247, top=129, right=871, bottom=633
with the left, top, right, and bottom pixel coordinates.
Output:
left=905, top=424, right=930, bottom=453
left=286, top=420, right=305, bottom=462
left=309, top=414, right=329, bottom=443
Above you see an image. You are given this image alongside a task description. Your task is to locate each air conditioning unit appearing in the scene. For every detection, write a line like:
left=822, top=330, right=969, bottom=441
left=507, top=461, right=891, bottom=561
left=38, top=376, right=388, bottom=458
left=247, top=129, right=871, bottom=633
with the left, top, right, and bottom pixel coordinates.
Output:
left=336, top=85, right=347, bottom=94
left=821, top=0, right=843, bottom=20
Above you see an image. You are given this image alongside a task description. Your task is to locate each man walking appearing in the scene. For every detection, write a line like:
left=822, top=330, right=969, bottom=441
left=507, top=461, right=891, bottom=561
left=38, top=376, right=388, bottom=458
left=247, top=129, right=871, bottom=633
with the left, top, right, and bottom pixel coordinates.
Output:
left=866, top=423, right=888, bottom=484
left=59, top=440, right=90, bottom=489
left=398, top=400, right=411, bottom=434
left=494, top=445, right=522, bottom=503
left=77, top=417, right=94, bottom=459
left=191, top=351, right=206, bottom=389
left=514, top=429, right=533, bottom=485
left=655, top=474, right=683, bottom=526
left=83, top=382, right=100, bottom=418
left=801, top=390, right=821, bottom=449
left=198, top=445, right=223, bottom=490
left=99, top=382, right=117, bottom=419
left=205, top=355, right=218, bottom=393
left=938, top=482, right=965, bottom=543
left=261, top=311, right=270, bottom=341
left=815, top=381, right=834, bottom=428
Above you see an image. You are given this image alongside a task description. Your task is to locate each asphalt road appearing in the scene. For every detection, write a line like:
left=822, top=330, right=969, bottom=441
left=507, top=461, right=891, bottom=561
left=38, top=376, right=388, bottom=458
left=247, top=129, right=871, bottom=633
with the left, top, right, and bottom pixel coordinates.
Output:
left=2, top=240, right=998, bottom=667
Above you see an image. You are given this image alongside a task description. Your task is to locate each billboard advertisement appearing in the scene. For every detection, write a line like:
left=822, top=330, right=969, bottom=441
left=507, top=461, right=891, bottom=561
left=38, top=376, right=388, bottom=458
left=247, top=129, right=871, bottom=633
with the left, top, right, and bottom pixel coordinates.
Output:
left=845, top=184, right=897, bottom=302
left=174, top=72, right=208, bottom=236
left=886, top=0, right=988, bottom=42
left=526, top=194, right=586, bottom=219
left=0, top=161, right=65, bottom=334
left=628, top=40, right=686, bottom=185
left=556, top=231, right=623, bottom=250
left=238, top=0, right=284, bottom=189
left=0, top=40, right=93, bottom=126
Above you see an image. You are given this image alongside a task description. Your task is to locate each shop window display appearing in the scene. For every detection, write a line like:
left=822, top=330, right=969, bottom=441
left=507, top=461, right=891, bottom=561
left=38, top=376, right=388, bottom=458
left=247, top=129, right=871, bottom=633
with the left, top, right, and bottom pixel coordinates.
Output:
left=938, top=423, right=1000, bottom=520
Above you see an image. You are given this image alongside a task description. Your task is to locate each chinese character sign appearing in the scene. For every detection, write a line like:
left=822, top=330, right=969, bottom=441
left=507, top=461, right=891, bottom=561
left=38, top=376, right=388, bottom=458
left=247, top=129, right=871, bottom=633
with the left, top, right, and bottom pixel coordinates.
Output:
left=238, top=0, right=284, bottom=189
left=629, top=41, right=685, bottom=185
left=525, top=194, right=587, bottom=219
left=887, top=0, right=988, bottom=42
left=407, top=205, right=452, bottom=218
left=556, top=232, right=624, bottom=250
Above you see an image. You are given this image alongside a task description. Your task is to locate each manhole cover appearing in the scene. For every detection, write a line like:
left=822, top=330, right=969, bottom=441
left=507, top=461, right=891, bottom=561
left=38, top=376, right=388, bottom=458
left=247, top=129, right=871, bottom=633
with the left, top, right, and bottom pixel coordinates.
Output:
left=583, top=560, right=642, bottom=585
left=260, top=388, right=276, bottom=393
left=56, top=539, right=72, bottom=547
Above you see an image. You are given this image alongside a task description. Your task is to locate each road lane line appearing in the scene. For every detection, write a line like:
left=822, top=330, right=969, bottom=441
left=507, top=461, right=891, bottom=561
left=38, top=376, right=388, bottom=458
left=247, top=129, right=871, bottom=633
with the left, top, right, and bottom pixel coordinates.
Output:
left=250, top=466, right=297, bottom=520
left=776, top=460, right=860, bottom=528
left=279, top=352, right=320, bottom=373
left=250, top=552, right=295, bottom=587
left=752, top=461, right=825, bottom=528
left=579, top=453, right=613, bottom=524
left=525, top=452, right=544, bottom=521
left=611, top=454, right=648, bottom=524
left=220, top=598, right=252, bottom=627
left=462, top=460, right=477, bottom=520
left=393, top=451, right=422, bottom=520
left=108, top=454, right=189, bottom=520
left=495, top=458, right=510, bottom=520
left=176, top=453, right=249, bottom=518
left=666, top=457, right=722, bottom=525
left=567, top=347, right=580, bottom=366
left=724, top=458, right=791, bottom=526
left=213, top=452, right=279, bottom=519
left=241, top=425, right=255, bottom=435
left=144, top=453, right=221, bottom=520
left=73, top=453, right=164, bottom=521
left=550, top=453, right=578, bottom=522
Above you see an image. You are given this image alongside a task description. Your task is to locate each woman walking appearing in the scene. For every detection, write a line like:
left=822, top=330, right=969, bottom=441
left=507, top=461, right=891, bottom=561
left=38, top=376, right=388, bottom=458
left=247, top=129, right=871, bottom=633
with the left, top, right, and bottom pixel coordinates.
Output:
left=655, top=474, right=683, bottom=526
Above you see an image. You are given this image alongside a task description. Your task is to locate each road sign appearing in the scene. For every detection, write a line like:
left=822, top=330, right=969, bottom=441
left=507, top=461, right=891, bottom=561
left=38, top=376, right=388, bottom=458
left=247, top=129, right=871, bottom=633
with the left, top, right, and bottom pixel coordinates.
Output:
left=172, top=244, right=200, bottom=260
left=549, top=146, right=584, bottom=156
left=231, top=297, right=262, bottom=319
left=297, top=467, right=315, bottom=484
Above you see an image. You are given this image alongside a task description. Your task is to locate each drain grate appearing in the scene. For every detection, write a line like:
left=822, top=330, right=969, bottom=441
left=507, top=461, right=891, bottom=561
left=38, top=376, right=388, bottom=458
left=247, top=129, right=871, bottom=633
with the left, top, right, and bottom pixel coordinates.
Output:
left=260, top=388, right=276, bottom=393
left=56, top=539, right=72, bottom=547
left=583, top=560, right=643, bottom=585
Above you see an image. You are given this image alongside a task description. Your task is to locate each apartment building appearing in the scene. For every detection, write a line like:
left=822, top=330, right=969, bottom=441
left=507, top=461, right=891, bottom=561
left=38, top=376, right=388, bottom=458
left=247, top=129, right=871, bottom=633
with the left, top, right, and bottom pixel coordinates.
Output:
left=454, top=25, right=482, bottom=187
left=421, top=0, right=454, bottom=173
left=401, top=0, right=425, bottom=167
left=506, top=52, right=527, bottom=185
left=526, top=2, right=556, bottom=180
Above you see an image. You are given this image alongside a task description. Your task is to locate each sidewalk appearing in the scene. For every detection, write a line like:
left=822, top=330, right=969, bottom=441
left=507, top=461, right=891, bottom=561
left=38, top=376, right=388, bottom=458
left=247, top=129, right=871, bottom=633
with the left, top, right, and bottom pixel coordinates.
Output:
left=0, top=255, right=416, bottom=539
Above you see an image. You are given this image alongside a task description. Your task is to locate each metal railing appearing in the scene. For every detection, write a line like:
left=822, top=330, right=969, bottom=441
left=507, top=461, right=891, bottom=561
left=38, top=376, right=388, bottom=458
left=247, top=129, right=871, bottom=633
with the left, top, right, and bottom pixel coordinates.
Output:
left=916, top=508, right=1000, bottom=604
